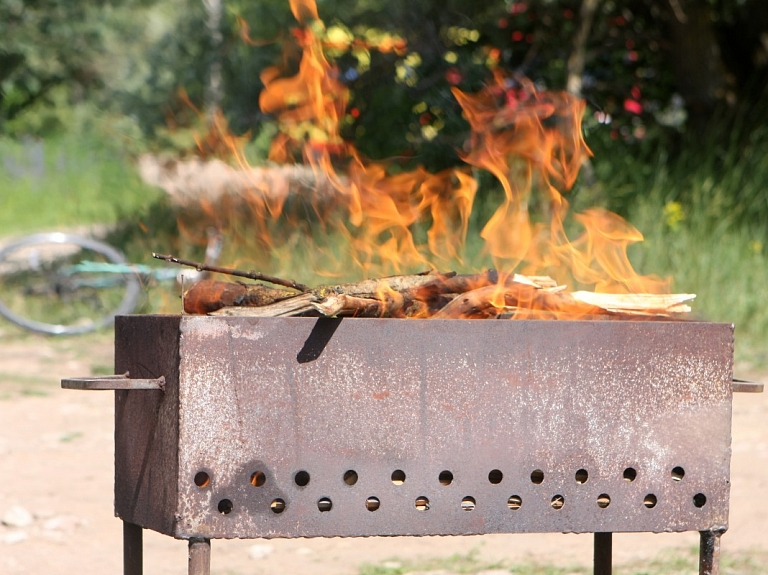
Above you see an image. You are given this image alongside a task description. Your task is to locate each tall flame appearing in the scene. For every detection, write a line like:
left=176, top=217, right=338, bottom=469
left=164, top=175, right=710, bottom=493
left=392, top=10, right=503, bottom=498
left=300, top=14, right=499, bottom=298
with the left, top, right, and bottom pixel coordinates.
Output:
left=250, top=0, right=480, bottom=276
left=451, top=73, right=667, bottom=294
left=259, top=0, right=348, bottom=163
left=199, top=0, right=668, bottom=307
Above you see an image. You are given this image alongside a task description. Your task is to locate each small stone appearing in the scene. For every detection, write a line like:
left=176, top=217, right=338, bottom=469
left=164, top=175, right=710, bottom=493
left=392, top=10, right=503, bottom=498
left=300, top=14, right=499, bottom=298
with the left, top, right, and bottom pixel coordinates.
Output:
left=42, top=515, right=83, bottom=531
left=2, top=506, right=33, bottom=528
left=381, top=561, right=402, bottom=569
left=1, top=531, right=28, bottom=545
left=295, top=547, right=313, bottom=556
left=248, top=544, right=275, bottom=560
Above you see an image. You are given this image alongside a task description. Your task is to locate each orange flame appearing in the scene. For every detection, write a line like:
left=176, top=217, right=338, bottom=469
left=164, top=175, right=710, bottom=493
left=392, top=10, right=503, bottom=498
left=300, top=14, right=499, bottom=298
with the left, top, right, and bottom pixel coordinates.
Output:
left=451, top=72, right=667, bottom=295
left=188, top=0, right=669, bottom=316
left=249, top=3, right=479, bottom=277
left=259, top=1, right=348, bottom=164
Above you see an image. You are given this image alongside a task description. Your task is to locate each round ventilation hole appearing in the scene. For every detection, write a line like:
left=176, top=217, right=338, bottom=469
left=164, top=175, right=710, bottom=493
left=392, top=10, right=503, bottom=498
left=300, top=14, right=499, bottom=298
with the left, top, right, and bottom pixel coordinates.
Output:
left=270, top=499, right=286, bottom=514
left=250, top=471, right=266, bottom=487
left=294, top=470, right=310, bottom=487
left=365, top=497, right=380, bottom=511
left=317, top=497, right=332, bottom=512
left=194, top=471, right=210, bottom=488
left=218, top=499, right=233, bottom=514
left=391, top=470, right=406, bottom=485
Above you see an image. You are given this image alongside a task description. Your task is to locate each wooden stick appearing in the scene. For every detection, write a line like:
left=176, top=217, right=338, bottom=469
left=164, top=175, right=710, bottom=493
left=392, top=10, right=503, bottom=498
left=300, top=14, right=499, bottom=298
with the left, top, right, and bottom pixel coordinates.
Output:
left=153, top=253, right=310, bottom=292
left=208, top=272, right=450, bottom=317
left=210, top=273, right=449, bottom=318
left=183, top=280, right=298, bottom=314
left=414, top=271, right=559, bottom=300
left=430, top=290, right=499, bottom=319
left=432, top=283, right=604, bottom=319
left=323, top=271, right=455, bottom=299
left=570, top=291, right=695, bottom=313
left=312, top=294, right=387, bottom=317
left=213, top=292, right=318, bottom=317
left=191, top=266, right=696, bottom=319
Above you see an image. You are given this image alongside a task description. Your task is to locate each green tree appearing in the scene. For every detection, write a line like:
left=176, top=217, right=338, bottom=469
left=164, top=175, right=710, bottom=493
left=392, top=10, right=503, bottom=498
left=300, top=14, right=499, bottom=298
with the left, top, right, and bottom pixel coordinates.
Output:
left=4, top=0, right=768, bottom=152
left=0, top=1, right=108, bottom=131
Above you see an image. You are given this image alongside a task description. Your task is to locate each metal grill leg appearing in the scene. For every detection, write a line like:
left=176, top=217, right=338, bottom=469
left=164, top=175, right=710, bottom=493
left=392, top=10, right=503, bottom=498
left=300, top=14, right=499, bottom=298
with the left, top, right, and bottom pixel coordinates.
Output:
left=123, top=521, right=143, bottom=575
left=594, top=532, right=612, bottom=575
left=699, top=530, right=724, bottom=575
left=188, top=538, right=211, bottom=575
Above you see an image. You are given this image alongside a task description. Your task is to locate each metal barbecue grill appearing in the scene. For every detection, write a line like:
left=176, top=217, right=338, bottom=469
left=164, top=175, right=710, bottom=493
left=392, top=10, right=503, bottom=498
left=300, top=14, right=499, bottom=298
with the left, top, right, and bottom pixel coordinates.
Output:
left=63, top=314, right=763, bottom=575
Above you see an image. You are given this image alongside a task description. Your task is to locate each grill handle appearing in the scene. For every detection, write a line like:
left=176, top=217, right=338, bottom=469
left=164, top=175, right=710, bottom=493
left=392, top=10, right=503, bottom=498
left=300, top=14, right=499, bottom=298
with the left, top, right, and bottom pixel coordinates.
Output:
left=732, top=378, right=764, bottom=393
left=61, top=372, right=165, bottom=391
left=61, top=375, right=760, bottom=393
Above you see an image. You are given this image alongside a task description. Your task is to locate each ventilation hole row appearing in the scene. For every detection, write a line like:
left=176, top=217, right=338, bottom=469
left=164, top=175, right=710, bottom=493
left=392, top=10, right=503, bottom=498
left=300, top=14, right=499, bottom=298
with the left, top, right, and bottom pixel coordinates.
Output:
left=195, top=465, right=688, bottom=491
left=214, top=492, right=708, bottom=516
left=529, top=466, right=689, bottom=485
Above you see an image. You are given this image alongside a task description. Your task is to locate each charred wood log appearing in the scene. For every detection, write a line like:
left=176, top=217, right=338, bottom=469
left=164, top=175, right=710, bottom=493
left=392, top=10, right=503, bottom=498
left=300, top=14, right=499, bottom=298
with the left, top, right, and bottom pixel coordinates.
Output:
left=159, top=254, right=695, bottom=319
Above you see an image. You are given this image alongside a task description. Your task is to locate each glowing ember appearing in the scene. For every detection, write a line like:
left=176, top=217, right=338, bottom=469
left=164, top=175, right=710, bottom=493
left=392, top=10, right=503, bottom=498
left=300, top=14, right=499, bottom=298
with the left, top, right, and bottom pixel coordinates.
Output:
left=187, top=0, right=678, bottom=318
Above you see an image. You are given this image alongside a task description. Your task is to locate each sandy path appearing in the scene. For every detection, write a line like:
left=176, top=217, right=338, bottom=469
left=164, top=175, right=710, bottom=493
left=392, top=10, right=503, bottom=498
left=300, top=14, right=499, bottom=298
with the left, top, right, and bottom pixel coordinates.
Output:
left=0, top=330, right=765, bottom=574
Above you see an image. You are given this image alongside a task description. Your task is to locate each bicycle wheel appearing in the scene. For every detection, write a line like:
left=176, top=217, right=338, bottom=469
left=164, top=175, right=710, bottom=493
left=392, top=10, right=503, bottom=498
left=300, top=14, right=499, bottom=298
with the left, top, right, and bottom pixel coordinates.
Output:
left=0, top=232, right=142, bottom=335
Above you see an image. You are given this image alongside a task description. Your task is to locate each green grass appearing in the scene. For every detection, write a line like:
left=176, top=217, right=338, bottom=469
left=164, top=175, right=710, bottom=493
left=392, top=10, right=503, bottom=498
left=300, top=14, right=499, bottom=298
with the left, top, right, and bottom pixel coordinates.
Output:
left=596, top=124, right=768, bottom=367
left=0, top=371, right=57, bottom=399
left=359, top=547, right=768, bottom=575
left=0, top=126, right=202, bottom=319
left=59, top=431, right=84, bottom=443
left=359, top=549, right=509, bottom=575
left=20, top=388, right=49, bottom=397
left=0, top=321, right=113, bottom=398
left=0, top=132, right=163, bottom=236
left=629, top=198, right=768, bottom=366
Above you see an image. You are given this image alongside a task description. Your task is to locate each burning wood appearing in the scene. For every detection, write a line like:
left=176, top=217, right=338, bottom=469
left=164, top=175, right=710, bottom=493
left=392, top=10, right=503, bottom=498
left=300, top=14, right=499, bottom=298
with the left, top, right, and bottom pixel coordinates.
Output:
left=182, top=280, right=299, bottom=315
left=208, top=277, right=692, bottom=319
left=160, top=254, right=694, bottom=319
left=569, top=291, right=694, bottom=314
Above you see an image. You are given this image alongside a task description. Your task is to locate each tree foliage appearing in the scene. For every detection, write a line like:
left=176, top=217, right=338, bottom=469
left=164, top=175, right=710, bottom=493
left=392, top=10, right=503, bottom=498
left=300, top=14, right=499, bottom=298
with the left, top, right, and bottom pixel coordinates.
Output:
left=0, top=1, right=108, bottom=129
left=2, top=0, right=768, bottom=163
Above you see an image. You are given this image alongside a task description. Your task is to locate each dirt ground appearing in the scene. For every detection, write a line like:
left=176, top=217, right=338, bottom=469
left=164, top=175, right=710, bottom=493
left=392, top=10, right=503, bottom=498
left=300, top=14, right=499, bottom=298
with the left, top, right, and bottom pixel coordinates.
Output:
left=0, top=326, right=766, bottom=575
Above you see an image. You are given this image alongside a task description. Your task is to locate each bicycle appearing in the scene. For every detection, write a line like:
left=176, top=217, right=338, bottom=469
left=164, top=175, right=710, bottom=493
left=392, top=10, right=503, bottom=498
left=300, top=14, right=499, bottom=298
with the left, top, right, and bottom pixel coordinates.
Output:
left=0, top=230, right=221, bottom=335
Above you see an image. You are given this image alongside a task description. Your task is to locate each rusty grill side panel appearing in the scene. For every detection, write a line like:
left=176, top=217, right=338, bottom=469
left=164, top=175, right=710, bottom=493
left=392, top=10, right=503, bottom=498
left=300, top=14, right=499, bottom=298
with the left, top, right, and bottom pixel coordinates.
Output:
left=114, top=316, right=733, bottom=540
left=114, top=315, right=182, bottom=535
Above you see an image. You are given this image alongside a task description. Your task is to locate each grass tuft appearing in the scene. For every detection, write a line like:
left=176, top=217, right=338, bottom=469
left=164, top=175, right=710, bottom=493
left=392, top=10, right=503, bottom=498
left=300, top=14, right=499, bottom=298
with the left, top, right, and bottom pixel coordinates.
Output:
left=359, top=547, right=768, bottom=575
left=0, top=132, right=163, bottom=236
left=359, top=549, right=509, bottom=575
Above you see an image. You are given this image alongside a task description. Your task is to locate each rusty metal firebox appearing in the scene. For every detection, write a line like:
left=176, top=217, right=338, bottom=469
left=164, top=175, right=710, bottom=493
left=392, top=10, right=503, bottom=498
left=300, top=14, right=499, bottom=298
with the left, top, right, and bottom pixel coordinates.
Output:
left=63, top=314, right=762, bottom=575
